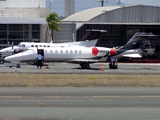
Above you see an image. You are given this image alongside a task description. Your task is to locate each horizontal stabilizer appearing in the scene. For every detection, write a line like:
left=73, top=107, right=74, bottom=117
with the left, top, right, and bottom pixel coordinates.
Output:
left=122, top=54, right=142, bottom=58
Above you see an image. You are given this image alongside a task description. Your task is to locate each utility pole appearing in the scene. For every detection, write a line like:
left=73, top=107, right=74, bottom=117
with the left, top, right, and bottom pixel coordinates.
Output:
left=118, top=0, right=121, bottom=5
left=99, top=0, right=104, bottom=7
left=50, top=0, right=52, bottom=13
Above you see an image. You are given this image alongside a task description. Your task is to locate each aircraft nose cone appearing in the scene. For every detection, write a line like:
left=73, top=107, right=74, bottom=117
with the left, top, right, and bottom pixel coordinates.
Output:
left=0, top=49, right=6, bottom=53
left=4, top=56, right=13, bottom=62
left=0, top=47, right=13, bottom=53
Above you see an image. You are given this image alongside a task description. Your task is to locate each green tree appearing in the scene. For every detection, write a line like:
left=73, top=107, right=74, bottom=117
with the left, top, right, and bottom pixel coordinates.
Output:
left=45, top=12, right=61, bottom=42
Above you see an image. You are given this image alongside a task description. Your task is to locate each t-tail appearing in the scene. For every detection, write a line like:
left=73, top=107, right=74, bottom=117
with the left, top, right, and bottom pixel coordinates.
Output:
left=108, top=32, right=158, bottom=59
left=79, top=29, right=107, bottom=47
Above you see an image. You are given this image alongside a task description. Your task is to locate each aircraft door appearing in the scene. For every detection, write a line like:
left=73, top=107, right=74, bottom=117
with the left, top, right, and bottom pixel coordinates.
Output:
left=37, top=49, right=44, bottom=57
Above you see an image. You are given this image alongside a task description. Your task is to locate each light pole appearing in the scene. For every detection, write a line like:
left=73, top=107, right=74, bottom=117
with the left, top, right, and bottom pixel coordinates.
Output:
left=50, top=0, right=52, bottom=13
left=99, top=0, right=104, bottom=7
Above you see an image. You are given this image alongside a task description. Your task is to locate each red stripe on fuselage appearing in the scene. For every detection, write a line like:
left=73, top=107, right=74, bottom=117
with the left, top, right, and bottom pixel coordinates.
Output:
left=92, top=47, right=98, bottom=56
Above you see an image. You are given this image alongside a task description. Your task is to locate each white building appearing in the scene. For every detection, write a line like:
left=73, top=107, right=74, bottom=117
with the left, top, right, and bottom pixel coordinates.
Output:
left=0, top=0, right=50, bottom=49
left=0, top=0, right=46, bottom=8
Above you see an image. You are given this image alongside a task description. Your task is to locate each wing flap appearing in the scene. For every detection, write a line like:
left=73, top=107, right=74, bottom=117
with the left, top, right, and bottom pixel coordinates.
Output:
left=70, top=59, right=99, bottom=62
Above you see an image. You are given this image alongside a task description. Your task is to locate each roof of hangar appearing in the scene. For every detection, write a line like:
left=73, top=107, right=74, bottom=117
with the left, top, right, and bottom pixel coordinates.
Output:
left=62, top=5, right=160, bottom=30
left=62, top=6, right=121, bottom=22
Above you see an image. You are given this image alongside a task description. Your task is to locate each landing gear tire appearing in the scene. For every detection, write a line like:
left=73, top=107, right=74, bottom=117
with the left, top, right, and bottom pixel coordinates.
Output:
left=0, top=60, right=4, bottom=64
left=80, top=62, right=90, bottom=69
left=109, top=63, right=117, bottom=69
left=16, top=63, right=21, bottom=68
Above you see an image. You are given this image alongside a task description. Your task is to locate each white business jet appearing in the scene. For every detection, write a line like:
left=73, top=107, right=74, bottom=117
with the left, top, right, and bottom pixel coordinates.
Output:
left=4, top=35, right=145, bottom=69
left=0, top=29, right=106, bottom=61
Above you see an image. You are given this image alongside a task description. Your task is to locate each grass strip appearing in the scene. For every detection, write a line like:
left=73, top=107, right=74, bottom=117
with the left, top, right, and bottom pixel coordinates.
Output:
left=0, top=73, right=160, bottom=87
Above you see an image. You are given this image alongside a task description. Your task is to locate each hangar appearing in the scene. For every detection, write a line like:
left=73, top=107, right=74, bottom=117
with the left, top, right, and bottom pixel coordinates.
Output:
left=54, top=5, right=160, bottom=60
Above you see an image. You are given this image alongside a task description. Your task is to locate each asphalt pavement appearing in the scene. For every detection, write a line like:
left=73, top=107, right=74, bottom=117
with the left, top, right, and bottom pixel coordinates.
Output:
left=0, top=87, right=160, bottom=120
left=0, top=62, right=160, bottom=74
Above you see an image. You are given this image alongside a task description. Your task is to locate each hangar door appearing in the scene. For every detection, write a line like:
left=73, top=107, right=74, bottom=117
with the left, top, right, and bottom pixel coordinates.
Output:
left=52, top=23, right=76, bottom=43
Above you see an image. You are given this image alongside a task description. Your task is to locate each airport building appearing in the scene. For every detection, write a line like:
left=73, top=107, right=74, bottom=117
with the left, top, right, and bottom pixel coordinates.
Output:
left=0, top=0, right=50, bottom=49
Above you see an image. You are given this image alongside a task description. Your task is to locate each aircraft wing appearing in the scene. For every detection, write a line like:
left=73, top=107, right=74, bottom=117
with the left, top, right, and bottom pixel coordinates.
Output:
left=122, top=53, right=142, bottom=58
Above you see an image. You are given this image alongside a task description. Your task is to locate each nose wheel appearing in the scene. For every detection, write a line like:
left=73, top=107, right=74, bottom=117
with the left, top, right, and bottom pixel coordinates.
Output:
left=0, top=59, right=4, bottom=64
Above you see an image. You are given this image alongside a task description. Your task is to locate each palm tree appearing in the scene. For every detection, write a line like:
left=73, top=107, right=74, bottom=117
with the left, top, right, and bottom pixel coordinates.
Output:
left=45, top=12, right=61, bottom=43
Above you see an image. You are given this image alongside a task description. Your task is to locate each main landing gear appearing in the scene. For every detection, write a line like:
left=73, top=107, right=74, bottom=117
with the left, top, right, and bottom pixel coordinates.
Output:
left=79, top=62, right=90, bottom=69
left=109, top=58, right=118, bottom=69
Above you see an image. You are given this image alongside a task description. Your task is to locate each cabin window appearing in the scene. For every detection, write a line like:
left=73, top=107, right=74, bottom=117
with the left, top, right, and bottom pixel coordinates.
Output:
left=39, top=45, right=42, bottom=47
left=31, top=45, right=34, bottom=47
left=22, top=44, right=25, bottom=47
left=70, top=50, right=73, bottom=54
left=75, top=50, right=77, bottom=54
left=79, top=50, right=82, bottom=54
left=35, top=45, right=38, bottom=47
left=55, top=50, right=58, bottom=54
left=43, top=45, right=46, bottom=47
left=60, top=50, right=63, bottom=54
left=47, top=45, right=50, bottom=47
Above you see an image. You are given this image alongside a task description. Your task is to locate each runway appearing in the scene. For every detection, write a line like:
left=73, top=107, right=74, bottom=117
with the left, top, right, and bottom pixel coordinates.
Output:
left=0, top=87, right=160, bottom=120
left=1, top=62, right=160, bottom=74
left=0, top=63, right=160, bottom=119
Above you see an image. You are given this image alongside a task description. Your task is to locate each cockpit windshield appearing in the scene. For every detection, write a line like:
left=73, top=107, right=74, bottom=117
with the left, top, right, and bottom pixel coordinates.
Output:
left=25, top=49, right=35, bottom=53
left=17, top=44, right=22, bottom=47
left=22, top=48, right=35, bottom=53
left=17, top=44, right=25, bottom=48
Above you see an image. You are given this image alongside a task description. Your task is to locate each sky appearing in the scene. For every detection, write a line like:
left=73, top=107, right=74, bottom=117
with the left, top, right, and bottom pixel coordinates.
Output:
left=46, top=0, right=160, bottom=16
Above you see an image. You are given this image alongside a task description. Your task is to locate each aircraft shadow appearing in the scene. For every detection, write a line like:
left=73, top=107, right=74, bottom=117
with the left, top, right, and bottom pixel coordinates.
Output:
left=73, top=67, right=102, bottom=71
